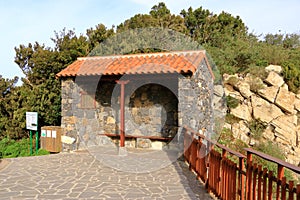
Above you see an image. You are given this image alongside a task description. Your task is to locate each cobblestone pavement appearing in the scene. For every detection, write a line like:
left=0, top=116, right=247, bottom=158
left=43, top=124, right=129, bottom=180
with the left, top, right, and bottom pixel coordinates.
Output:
left=0, top=149, right=213, bottom=200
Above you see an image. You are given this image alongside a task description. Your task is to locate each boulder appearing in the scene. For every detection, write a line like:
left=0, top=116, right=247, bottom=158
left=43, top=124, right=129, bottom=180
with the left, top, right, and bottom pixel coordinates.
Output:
left=265, top=71, right=284, bottom=87
left=231, top=104, right=252, bottom=122
left=294, top=98, right=300, bottom=112
left=224, top=84, right=244, bottom=101
left=232, top=121, right=250, bottom=140
left=236, top=81, right=252, bottom=99
left=244, top=74, right=265, bottom=93
left=271, top=115, right=297, bottom=146
left=258, top=86, right=279, bottom=103
left=262, top=125, right=275, bottom=141
left=265, top=65, right=283, bottom=73
left=251, top=95, right=284, bottom=123
left=274, top=135, right=290, bottom=146
left=286, top=154, right=300, bottom=166
left=223, top=74, right=239, bottom=86
left=282, top=84, right=289, bottom=90
left=223, top=123, right=232, bottom=130
left=214, top=85, right=224, bottom=97
left=213, top=95, right=222, bottom=107
left=275, top=87, right=295, bottom=114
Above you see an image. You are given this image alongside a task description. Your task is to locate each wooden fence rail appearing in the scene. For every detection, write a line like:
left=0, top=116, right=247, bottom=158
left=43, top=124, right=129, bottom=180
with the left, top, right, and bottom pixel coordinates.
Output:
left=183, top=126, right=300, bottom=200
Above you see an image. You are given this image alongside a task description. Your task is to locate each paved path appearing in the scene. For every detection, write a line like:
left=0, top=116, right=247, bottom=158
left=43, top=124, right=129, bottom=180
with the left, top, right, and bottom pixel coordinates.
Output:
left=0, top=149, right=213, bottom=200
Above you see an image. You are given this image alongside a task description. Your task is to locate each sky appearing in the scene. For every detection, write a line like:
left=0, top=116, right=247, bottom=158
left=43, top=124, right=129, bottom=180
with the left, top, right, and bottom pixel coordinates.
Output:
left=0, top=0, right=299, bottom=80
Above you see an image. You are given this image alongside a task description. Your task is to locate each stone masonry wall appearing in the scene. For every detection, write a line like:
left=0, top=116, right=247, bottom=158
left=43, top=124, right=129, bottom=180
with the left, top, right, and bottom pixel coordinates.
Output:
left=178, top=59, right=214, bottom=135
left=127, top=84, right=178, bottom=138
left=61, top=77, right=180, bottom=149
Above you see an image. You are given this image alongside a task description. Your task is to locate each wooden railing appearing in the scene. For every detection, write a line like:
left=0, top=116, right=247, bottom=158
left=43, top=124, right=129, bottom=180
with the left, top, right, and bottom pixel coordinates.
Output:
left=183, top=126, right=300, bottom=200
left=245, top=148, right=300, bottom=200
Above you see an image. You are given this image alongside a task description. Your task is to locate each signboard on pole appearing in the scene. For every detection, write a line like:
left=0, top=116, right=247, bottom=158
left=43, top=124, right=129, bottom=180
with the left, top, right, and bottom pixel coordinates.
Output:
left=26, top=112, right=38, bottom=131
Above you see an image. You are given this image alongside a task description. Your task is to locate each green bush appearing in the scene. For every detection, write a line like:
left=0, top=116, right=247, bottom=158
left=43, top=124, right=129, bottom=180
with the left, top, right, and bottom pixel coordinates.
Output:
left=225, top=76, right=239, bottom=86
left=249, top=80, right=265, bottom=93
left=37, top=149, right=50, bottom=156
left=248, top=119, right=266, bottom=140
left=217, top=128, right=234, bottom=146
left=226, top=96, right=239, bottom=109
left=246, top=75, right=265, bottom=93
left=225, top=113, right=241, bottom=124
left=0, top=137, right=49, bottom=158
left=0, top=138, right=30, bottom=158
left=282, top=63, right=300, bottom=94
left=253, top=141, right=294, bottom=180
left=245, top=65, right=268, bottom=80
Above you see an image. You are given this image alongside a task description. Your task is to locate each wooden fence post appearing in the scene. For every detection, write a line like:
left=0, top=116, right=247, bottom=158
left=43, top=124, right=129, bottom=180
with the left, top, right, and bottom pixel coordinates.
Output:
left=276, top=164, right=284, bottom=200
left=239, top=157, right=245, bottom=200
left=246, top=152, right=253, bottom=200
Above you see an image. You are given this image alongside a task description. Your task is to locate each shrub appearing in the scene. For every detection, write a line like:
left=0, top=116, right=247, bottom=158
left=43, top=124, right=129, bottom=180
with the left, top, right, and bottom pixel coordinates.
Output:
left=225, top=113, right=241, bottom=124
left=246, top=75, right=265, bottom=93
left=282, top=63, right=300, bottom=94
left=248, top=119, right=266, bottom=140
left=37, top=149, right=50, bottom=156
left=245, top=65, right=268, bottom=80
left=230, top=138, right=248, bottom=155
left=249, top=80, right=265, bottom=93
left=226, top=96, right=239, bottom=109
left=225, top=76, right=239, bottom=86
left=0, top=137, right=49, bottom=158
left=217, top=128, right=234, bottom=146
left=0, top=138, right=29, bottom=158
left=253, top=141, right=294, bottom=180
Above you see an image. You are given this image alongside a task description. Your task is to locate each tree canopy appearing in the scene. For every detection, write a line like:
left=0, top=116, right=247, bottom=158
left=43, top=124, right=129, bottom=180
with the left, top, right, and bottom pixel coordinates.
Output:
left=1, top=2, right=300, bottom=139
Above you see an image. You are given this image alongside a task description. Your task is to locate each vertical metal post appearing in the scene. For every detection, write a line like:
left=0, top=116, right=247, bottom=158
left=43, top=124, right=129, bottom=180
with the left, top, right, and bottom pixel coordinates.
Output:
left=116, top=80, right=129, bottom=147
left=30, top=130, right=33, bottom=155
left=35, top=131, right=39, bottom=154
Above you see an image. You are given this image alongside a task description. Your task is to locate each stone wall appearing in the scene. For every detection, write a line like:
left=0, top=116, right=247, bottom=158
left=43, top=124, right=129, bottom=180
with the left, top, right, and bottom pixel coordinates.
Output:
left=127, top=84, right=178, bottom=138
left=223, top=65, right=300, bottom=166
left=178, top=59, right=214, bottom=134
left=61, top=75, right=181, bottom=150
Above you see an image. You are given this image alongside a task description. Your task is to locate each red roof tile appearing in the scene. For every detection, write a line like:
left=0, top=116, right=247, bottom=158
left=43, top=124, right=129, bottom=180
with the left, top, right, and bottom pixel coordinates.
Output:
left=56, top=50, right=213, bottom=78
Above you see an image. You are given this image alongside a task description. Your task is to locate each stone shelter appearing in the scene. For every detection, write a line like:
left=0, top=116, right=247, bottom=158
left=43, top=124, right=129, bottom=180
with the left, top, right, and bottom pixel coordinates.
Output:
left=56, top=50, right=214, bottom=150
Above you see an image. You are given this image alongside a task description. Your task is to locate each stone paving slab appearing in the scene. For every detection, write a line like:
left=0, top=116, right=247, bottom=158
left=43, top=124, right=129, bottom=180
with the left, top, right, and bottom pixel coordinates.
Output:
left=0, top=150, right=213, bottom=200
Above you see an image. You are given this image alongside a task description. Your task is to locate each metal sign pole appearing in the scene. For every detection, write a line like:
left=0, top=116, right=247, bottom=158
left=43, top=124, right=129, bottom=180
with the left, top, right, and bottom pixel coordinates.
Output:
left=26, top=112, right=38, bottom=156
left=36, top=131, right=38, bottom=154
left=30, top=130, right=33, bottom=155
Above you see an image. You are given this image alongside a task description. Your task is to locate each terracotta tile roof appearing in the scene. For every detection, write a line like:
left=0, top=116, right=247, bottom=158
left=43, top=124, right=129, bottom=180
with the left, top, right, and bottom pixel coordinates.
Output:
left=56, top=50, right=213, bottom=78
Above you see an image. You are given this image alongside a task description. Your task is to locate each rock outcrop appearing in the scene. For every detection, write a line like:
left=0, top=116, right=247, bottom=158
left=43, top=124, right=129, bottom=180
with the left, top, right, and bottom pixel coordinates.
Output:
left=222, top=65, right=300, bottom=166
